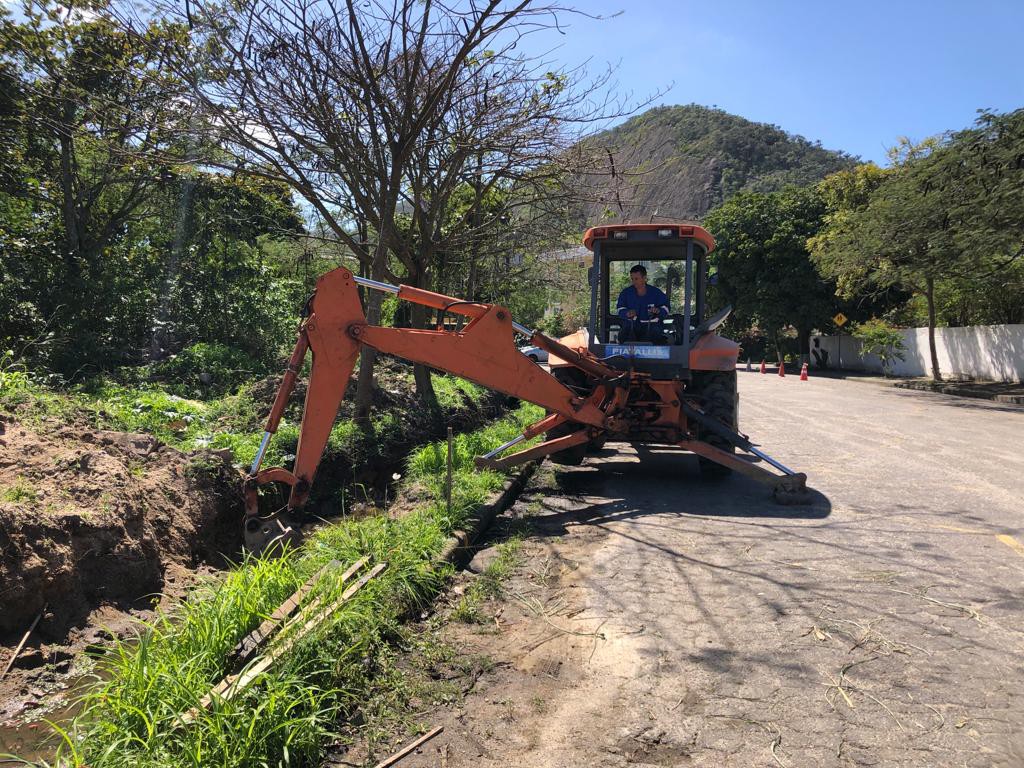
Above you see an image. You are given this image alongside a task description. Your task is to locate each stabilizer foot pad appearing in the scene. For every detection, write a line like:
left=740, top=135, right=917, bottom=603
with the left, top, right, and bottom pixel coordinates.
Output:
left=772, top=473, right=811, bottom=506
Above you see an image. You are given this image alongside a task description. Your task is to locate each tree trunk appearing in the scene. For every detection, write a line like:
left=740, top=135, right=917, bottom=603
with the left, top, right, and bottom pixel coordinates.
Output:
left=58, top=99, right=81, bottom=271
left=353, top=260, right=383, bottom=428
left=409, top=262, right=438, bottom=412
left=150, top=178, right=196, bottom=359
left=772, top=332, right=783, bottom=369
left=460, top=152, right=483, bottom=331
left=797, top=325, right=811, bottom=366
left=925, top=276, right=942, bottom=382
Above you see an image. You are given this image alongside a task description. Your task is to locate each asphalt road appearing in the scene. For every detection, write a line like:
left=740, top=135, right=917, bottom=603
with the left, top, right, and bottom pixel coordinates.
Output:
left=391, top=371, right=1024, bottom=768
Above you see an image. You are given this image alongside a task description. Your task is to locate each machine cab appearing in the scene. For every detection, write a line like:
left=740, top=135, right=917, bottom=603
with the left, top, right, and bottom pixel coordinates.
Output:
left=584, top=223, right=718, bottom=378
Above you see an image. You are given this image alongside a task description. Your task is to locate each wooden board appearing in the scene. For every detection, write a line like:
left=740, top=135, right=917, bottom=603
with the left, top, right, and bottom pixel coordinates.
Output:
left=233, top=556, right=369, bottom=663
left=180, top=558, right=385, bottom=724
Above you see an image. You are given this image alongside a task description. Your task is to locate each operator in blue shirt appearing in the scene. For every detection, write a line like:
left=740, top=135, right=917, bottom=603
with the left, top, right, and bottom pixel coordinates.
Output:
left=616, top=264, right=670, bottom=342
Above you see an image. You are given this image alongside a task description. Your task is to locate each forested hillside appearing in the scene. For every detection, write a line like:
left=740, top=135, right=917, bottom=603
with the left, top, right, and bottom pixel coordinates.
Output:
left=576, top=104, right=856, bottom=223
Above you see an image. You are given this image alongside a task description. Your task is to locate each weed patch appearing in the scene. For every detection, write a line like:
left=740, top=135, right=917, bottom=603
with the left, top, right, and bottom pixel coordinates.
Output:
left=0, top=476, right=37, bottom=504
left=452, top=537, right=524, bottom=623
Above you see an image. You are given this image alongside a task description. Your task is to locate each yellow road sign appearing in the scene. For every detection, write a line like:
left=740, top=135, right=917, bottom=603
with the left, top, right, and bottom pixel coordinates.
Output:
left=833, top=312, right=848, bottom=327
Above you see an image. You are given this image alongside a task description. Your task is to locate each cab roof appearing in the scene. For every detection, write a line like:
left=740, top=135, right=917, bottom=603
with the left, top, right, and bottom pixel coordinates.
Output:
left=582, top=223, right=715, bottom=254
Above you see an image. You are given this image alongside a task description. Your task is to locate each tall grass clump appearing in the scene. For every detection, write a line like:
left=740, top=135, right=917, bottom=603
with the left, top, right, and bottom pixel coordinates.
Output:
left=431, top=375, right=486, bottom=411
left=407, top=403, right=543, bottom=527
left=13, top=403, right=542, bottom=768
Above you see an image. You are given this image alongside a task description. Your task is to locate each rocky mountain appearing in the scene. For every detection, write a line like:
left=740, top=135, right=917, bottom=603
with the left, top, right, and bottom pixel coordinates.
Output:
left=575, top=104, right=857, bottom=223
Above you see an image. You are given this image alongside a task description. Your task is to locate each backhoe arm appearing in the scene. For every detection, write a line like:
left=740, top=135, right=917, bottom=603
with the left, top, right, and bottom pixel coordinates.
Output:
left=243, top=266, right=613, bottom=542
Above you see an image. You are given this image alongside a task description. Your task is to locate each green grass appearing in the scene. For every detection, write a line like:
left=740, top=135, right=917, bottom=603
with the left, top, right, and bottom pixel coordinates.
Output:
left=0, top=476, right=38, bottom=504
left=1, top=366, right=493, bottom=476
left=12, top=402, right=543, bottom=768
left=405, top=405, right=542, bottom=524
left=0, top=353, right=81, bottom=423
left=1, top=364, right=260, bottom=457
left=432, top=375, right=485, bottom=411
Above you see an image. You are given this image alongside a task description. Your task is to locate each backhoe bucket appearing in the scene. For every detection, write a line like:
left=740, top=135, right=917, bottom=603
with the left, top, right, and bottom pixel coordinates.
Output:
left=243, top=509, right=304, bottom=556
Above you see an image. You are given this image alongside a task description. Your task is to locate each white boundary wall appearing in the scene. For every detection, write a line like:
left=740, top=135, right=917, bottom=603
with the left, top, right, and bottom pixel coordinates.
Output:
left=811, top=324, right=1024, bottom=382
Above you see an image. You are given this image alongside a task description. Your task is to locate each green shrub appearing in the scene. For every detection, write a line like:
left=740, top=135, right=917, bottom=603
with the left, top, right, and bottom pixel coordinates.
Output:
left=85, top=385, right=210, bottom=445
left=0, top=350, right=32, bottom=406
left=852, top=318, right=906, bottom=375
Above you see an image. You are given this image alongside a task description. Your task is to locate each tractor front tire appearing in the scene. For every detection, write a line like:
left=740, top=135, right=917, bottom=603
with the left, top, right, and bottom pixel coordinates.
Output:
left=545, top=421, right=588, bottom=465
left=546, top=367, right=591, bottom=465
left=693, top=370, right=738, bottom=479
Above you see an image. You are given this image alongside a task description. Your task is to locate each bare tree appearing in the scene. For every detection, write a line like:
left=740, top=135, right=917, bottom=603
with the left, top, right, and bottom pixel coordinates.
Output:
left=115, top=0, right=648, bottom=419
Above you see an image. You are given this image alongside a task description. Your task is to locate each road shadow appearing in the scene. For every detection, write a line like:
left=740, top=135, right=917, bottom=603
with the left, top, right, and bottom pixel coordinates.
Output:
left=532, top=447, right=831, bottom=537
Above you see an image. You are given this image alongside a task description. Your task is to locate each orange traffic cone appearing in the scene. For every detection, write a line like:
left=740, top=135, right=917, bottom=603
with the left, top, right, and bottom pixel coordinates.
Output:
left=800, top=362, right=809, bottom=381
left=759, top=360, right=766, bottom=374
left=777, top=361, right=786, bottom=377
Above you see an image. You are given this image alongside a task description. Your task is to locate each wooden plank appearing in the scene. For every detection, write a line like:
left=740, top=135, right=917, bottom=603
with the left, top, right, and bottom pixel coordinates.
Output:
left=233, top=559, right=340, bottom=662
left=217, top=563, right=389, bottom=702
left=181, top=561, right=387, bottom=723
left=233, top=556, right=369, bottom=663
left=270, top=562, right=389, bottom=656
left=373, top=726, right=444, bottom=768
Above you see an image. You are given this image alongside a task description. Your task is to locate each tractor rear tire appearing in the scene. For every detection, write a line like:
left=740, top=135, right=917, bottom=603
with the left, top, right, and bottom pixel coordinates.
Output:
left=693, top=370, right=738, bottom=479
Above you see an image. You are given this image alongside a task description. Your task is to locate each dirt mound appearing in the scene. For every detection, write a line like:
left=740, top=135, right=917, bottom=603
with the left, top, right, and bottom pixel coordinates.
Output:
left=0, top=415, right=241, bottom=642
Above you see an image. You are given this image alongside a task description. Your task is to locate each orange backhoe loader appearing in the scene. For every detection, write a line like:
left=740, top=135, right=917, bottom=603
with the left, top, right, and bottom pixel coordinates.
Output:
left=243, top=223, right=809, bottom=552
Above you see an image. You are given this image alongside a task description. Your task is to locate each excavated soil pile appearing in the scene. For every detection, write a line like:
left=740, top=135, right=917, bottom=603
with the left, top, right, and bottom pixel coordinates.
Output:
left=0, top=415, right=241, bottom=642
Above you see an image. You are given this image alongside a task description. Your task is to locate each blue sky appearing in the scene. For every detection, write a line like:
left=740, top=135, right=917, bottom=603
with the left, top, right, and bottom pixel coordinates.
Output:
left=515, top=0, right=1024, bottom=165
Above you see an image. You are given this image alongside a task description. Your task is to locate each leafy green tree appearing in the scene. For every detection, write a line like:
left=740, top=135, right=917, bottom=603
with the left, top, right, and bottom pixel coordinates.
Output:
left=0, top=1, right=192, bottom=369
left=941, top=111, right=1024, bottom=271
left=811, top=111, right=1024, bottom=380
left=0, top=2, right=308, bottom=376
left=810, top=140, right=953, bottom=380
left=930, top=109, right=1024, bottom=326
left=147, top=173, right=305, bottom=364
left=703, top=186, right=835, bottom=363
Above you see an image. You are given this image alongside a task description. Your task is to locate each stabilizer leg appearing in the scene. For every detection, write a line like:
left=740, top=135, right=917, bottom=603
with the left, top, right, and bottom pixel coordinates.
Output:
left=686, top=440, right=810, bottom=504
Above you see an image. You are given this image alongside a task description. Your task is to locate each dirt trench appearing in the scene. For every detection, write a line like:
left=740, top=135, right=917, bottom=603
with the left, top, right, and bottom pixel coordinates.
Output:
left=0, top=418, right=241, bottom=643
left=0, top=365, right=506, bottom=734
left=0, top=416, right=243, bottom=734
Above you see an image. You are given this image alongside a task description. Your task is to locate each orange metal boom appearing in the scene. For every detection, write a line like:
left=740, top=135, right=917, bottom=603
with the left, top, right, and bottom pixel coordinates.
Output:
left=243, top=267, right=620, bottom=524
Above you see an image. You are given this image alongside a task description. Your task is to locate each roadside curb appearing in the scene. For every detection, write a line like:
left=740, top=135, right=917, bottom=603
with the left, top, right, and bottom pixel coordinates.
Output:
left=893, top=380, right=1024, bottom=405
left=436, top=460, right=539, bottom=566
